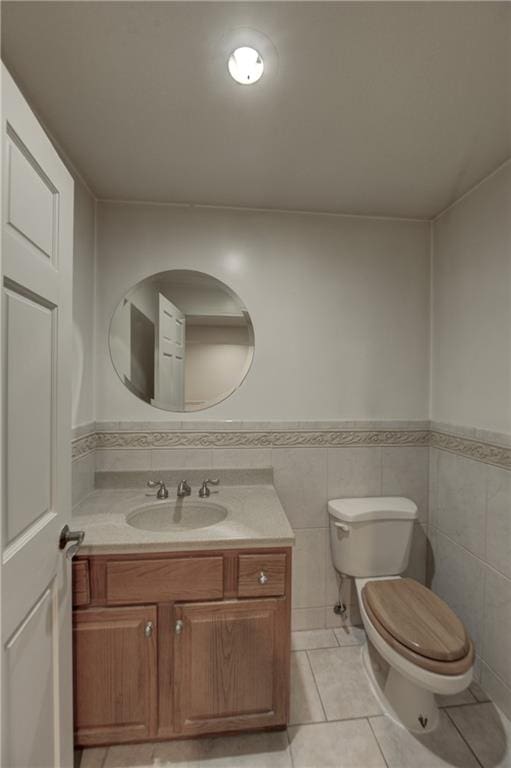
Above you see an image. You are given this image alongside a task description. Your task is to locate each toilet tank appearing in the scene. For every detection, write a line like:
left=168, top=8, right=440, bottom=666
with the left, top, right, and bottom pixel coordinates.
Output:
left=328, top=497, right=417, bottom=578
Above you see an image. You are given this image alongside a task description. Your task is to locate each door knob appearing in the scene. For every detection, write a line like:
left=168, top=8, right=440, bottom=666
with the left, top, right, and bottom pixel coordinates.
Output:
left=175, top=619, right=184, bottom=635
left=59, top=525, right=85, bottom=559
left=144, top=621, right=154, bottom=638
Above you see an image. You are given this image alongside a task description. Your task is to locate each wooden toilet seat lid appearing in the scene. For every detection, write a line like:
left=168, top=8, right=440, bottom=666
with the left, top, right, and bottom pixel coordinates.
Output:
left=362, top=578, right=470, bottom=661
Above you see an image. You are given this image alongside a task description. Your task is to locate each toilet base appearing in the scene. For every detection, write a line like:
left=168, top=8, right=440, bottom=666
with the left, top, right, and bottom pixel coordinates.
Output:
left=362, top=643, right=439, bottom=733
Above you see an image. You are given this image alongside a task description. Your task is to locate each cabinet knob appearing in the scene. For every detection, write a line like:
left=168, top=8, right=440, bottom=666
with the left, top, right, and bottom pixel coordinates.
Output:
left=175, top=619, right=184, bottom=635
left=144, top=621, right=153, bottom=638
left=258, top=571, right=269, bottom=585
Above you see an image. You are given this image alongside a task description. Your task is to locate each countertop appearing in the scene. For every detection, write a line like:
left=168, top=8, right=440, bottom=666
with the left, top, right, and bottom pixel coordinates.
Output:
left=73, top=485, right=295, bottom=554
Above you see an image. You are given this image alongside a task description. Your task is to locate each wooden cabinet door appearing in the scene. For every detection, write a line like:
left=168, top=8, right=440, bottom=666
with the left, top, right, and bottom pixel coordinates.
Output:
left=73, top=606, right=157, bottom=747
left=173, top=599, right=289, bottom=736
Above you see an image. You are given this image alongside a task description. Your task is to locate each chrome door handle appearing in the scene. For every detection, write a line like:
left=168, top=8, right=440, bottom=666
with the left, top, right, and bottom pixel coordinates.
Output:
left=144, top=621, right=154, bottom=638
left=175, top=620, right=184, bottom=635
left=59, top=525, right=85, bottom=559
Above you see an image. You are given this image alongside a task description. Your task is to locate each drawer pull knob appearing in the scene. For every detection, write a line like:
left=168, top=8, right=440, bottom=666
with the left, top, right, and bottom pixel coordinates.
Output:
left=144, top=621, right=153, bottom=638
left=258, top=571, right=269, bottom=585
left=175, top=619, right=184, bottom=635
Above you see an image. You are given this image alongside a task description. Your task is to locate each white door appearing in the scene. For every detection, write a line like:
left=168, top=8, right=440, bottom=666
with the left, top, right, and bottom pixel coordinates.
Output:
left=152, top=293, right=185, bottom=411
left=1, top=66, right=75, bottom=767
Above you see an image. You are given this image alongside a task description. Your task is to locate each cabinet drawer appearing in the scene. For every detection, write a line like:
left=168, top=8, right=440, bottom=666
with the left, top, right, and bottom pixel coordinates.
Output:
left=238, top=554, right=287, bottom=597
left=105, top=557, right=224, bottom=604
left=73, top=560, right=90, bottom=606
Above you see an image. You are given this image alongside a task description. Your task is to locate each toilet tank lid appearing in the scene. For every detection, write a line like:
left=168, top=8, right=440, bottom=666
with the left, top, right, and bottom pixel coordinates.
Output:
left=328, top=497, right=418, bottom=522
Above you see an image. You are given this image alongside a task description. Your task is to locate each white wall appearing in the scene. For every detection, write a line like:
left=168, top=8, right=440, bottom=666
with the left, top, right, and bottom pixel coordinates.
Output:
left=185, top=325, right=252, bottom=409
left=431, top=161, right=511, bottom=434
left=95, top=202, right=431, bottom=422
left=72, top=176, right=96, bottom=428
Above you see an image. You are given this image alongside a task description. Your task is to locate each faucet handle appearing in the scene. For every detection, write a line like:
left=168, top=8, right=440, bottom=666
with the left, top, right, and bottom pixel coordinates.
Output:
left=199, top=478, right=220, bottom=498
left=147, top=479, right=169, bottom=499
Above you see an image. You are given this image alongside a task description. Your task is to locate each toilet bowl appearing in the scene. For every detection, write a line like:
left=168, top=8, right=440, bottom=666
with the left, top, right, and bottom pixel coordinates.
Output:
left=328, top=497, right=474, bottom=734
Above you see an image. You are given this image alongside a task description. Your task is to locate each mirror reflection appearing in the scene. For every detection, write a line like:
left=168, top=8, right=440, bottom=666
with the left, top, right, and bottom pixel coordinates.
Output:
left=109, top=270, right=254, bottom=412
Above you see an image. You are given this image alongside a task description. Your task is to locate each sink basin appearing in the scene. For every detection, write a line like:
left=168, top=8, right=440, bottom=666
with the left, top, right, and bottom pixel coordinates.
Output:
left=126, top=500, right=228, bottom=532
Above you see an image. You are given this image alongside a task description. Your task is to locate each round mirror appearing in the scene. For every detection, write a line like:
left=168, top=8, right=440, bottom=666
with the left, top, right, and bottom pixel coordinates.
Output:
left=109, top=270, right=254, bottom=412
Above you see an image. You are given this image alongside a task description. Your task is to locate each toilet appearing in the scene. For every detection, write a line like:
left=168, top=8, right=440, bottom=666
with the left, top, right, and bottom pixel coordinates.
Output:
left=328, top=497, right=474, bottom=733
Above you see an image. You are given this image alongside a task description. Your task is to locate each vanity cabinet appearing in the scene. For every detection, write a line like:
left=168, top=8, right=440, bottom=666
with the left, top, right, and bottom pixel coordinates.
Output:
left=72, top=547, right=291, bottom=748
left=173, top=599, right=288, bottom=736
left=73, top=606, right=157, bottom=746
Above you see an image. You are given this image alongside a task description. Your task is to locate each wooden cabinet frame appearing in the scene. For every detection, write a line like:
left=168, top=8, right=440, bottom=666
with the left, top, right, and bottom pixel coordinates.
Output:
left=73, top=547, right=291, bottom=748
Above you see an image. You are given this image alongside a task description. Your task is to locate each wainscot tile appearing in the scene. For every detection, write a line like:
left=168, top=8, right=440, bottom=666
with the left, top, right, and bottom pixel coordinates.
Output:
left=292, top=607, right=326, bottom=631
left=150, top=448, right=212, bottom=470
left=382, top=446, right=429, bottom=522
left=483, top=568, right=511, bottom=689
left=429, top=528, right=486, bottom=650
left=434, top=450, right=486, bottom=558
left=211, top=448, right=271, bottom=469
left=272, top=447, right=328, bottom=529
left=292, top=529, right=326, bottom=610
left=486, top=465, right=511, bottom=579
left=481, top=663, right=511, bottom=721
left=327, top=446, right=382, bottom=498
left=95, top=449, right=151, bottom=472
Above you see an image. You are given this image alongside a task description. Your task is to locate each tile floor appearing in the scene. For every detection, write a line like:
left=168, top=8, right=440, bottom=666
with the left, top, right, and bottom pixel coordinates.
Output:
left=79, top=628, right=511, bottom=768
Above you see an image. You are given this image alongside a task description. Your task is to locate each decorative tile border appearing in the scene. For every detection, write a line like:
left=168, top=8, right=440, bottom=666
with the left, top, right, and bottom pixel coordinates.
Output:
left=72, top=432, right=97, bottom=460
left=71, top=422, right=511, bottom=470
left=431, top=430, right=511, bottom=471
left=93, top=428, right=431, bottom=450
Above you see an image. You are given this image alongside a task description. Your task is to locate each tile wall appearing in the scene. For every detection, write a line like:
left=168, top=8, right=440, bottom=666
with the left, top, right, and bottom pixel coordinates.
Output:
left=71, top=421, right=430, bottom=632
left=72, top=419, right=511, bottom=717
left=428, top=423, right=511, bottom=719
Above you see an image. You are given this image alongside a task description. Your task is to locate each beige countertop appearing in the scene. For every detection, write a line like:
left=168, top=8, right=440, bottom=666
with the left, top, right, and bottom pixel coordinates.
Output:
left=73, top=485, right=295, bottom=554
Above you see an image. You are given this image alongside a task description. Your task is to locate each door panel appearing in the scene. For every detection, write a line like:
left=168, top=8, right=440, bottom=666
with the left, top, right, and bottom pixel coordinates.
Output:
left=152, top=293, right=185, bottom=411
left=4, top=586, right=57, bottom=768
left=1, top=65, right=74, bottom=767
left=5, top=287, right=53, bottom=543
left=174, top=599, right=289, bottom=736
left=73, top=606, right=158, bottom=747
left=6, top=130, right=57, bottom=260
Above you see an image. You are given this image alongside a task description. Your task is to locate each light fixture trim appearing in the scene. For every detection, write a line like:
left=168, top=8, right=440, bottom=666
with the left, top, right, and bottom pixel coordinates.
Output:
left=228, top=46, right=264, bottom=85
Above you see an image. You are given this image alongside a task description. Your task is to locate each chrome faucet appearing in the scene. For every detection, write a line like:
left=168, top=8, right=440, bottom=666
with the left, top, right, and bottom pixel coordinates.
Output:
left=177, top=479, right=191, bottom=498
left=198, top=478, right=220, bottom=498
left=147, top=479, right=169, bottom=499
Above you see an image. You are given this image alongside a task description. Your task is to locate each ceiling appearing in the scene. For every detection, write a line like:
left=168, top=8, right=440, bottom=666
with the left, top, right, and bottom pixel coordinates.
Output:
left=2, top=1, right=510, bottom=219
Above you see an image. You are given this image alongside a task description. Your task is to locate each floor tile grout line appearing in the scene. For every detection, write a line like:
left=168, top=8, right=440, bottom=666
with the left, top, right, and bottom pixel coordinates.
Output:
left=367, top=715, right=391, bottom=768
left=305, top=649, right=329, bottom=722
left=444, top=707, right=486, bottom=768
left=291, top=712, right=396, bottom=727
left=285, top=726, right=297, bottom=768
left=439, top=698, right=479, bottom=710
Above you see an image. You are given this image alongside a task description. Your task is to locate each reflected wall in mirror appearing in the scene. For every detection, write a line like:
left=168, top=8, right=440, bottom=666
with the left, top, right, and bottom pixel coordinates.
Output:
left=109, top=270, right=254, bottom=412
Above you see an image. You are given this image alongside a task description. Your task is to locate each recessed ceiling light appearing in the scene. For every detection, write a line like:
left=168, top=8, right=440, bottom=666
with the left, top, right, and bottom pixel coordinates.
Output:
left=228, top=46, right=264, bottom=85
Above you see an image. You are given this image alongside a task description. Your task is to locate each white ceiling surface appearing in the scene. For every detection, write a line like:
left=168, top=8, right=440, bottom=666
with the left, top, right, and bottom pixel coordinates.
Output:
left=2, top=2, right=510, bottom=219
